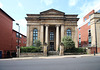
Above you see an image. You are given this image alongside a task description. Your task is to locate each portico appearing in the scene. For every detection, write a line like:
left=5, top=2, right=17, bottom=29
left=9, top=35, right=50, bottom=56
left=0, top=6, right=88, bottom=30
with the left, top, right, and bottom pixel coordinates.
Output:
left=25, top=9, right=79, bottom=52
left=40, top=24, right=61, bottom=51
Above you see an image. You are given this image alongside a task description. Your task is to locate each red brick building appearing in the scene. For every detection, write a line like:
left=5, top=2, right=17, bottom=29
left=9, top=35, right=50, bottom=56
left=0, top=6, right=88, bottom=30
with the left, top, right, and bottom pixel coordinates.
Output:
left=78, top=10, right=100, bottom=54
left=78, top=10, right=95, bottom=47
left=0, top=8, right=26, bottom=58
left=12, top=29, right=27, bottom=50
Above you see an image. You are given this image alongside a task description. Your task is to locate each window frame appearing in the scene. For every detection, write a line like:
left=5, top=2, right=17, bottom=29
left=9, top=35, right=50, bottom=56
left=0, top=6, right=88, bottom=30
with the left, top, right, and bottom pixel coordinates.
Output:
left=85, top=18, right=87, bottom=21
left=66, top=28, right=72, bottom=37
left=33, top=28, right=38, bottom=46
left=88, top=22, right=90, bottom=26
left=79, top=33, right=81, bottom=47
left=50, top=32, right=54, bottom=41
left=88, top=29, right=91, bottom=46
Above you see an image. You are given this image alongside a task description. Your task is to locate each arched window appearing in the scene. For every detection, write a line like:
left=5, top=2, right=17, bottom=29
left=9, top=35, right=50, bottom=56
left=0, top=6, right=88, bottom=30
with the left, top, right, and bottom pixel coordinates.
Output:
left=50, top=32, right=54, bottom=41
left=67, top=29, right=71, bottom=36
left=33, top=29, right=38, bottom=46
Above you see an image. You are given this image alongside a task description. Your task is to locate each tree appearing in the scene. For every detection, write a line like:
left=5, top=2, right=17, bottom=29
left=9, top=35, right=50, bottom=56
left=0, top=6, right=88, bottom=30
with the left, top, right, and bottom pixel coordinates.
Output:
left=34, top=40, right=41, bottom=47
left=62, top=36, right=75, bottom=50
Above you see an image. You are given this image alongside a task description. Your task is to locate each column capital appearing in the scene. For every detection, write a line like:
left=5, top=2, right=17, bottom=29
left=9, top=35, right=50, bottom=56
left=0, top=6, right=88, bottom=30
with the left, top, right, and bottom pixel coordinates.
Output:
left=41, top=24, right=44, bottom=26
left=61, top=24, right=64, bottom=26
left=27, top=24, right=31, bottom=26
left=45, top=24, right=49, bottom=27
left=56, top=24, right=60, bottom=27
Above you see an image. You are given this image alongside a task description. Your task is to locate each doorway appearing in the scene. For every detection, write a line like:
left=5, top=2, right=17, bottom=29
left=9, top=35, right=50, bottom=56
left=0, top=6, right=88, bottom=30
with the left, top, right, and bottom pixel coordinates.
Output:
left=50, top=42, right=54, bottom=51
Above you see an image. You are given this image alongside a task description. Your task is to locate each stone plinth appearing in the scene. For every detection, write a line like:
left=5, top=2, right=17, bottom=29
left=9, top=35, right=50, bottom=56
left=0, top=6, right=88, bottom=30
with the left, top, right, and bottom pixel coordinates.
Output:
left=20, top=53, right=43, bottom=57
left=17, top=47, right=20, bottom=57
left=43, top=43, right=48, bottom=56
left=59, top=43, right=64, bottom=56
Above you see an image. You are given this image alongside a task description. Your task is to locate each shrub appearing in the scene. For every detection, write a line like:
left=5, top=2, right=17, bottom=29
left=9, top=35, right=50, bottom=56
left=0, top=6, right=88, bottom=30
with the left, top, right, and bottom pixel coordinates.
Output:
left=62, top=36, right=75, bottom=50
left=34, top=40, right=41, bottom=47
left=20, top=46, right=42, bottom=53
left=64, top=47, right=86, bottom=54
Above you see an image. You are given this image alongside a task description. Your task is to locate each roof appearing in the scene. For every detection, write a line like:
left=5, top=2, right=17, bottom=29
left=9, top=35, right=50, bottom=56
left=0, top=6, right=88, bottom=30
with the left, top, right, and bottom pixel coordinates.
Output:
left=13, top=29, right=27, bottom=37
left=40, top=9, right=65, bottom=15
left=26, top=14, right=40, bottom=16
left=26, top=9, right=78, bottom=17
left=0, top=8, right=15, bottom=21
left=26, top=8, right=79, bottom=21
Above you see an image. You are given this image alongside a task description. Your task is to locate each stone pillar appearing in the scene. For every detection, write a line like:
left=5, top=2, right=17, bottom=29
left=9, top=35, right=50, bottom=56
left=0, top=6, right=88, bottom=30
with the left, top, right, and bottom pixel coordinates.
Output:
left=45, top=25, right=49, bottom=44
left=40, top=24, right=44, bottom=45
left=26, top=25, right=30, bottom=47
left=59, top=43, right=64, bottom=56
left=61, top=24, right=64, bottom=42
left=30, top=30, right=33, bottom=46
left=75, top=26, right=78, bottom=48
left=17, top=47, right=20, bottom=57
left=43, top=43, right=48, bottom=56
left=56, top=25, right=60, bottom=51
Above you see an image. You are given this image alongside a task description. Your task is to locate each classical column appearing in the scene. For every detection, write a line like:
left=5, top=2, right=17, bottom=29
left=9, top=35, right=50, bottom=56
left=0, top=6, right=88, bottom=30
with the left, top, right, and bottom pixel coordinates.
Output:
left=75, top=26, right=78, bottom=48
left=40, top=24, right=44, bottom=45
left=26, top=25, right=30, bottom=47
left=61, top=24, right=64, bottom=42
left=45, top=25, right=49, bottom=44
left=30, top=30, right=33, bottom=46
left=56, top=25, right=60, bottom=51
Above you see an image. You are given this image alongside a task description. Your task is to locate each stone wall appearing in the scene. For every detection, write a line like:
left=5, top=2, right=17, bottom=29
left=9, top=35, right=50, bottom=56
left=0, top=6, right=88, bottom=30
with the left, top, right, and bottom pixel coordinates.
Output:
left=20, top=53, right=43, bottom=57
left=87, top=47, right=100, bottom=54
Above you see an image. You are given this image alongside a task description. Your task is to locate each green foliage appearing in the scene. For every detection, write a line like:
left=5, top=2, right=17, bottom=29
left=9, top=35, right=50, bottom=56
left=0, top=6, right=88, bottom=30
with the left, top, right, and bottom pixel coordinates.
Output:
left=64, top=47, right=86, bottom=54
left=20, top=46, right=42, bottom=53
left=62, top=36, right=75, bottom=50
left=34, top=40, right=41, bottom=47
left=20, top=40, right=42, bottom=53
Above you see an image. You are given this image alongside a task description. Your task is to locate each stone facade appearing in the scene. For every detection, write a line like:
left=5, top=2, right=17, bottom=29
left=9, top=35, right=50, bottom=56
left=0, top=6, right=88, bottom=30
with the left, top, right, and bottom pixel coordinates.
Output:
left=25, top=9, right=79, bottom=52
left=90, top=13, right=100, bottom=48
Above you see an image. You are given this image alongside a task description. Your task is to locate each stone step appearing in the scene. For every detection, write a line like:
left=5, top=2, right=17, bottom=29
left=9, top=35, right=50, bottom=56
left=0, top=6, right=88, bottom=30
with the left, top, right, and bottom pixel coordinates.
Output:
left=48, top=51, right=59, bottom=55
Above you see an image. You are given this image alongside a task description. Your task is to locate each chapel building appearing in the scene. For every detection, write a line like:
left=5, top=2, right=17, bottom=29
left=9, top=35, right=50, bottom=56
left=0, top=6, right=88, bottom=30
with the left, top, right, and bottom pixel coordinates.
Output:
left=25, top=9, right=79, bottom=52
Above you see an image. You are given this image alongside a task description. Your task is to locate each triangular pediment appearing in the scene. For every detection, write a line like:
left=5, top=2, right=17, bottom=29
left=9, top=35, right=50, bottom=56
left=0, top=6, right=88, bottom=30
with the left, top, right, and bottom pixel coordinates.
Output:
left=40, top=9, right=65, bottom=15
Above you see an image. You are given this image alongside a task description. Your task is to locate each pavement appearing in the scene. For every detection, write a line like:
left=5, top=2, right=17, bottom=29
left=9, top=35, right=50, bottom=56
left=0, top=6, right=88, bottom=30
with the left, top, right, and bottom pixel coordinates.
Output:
left=0, top=53, right=100, bottom=61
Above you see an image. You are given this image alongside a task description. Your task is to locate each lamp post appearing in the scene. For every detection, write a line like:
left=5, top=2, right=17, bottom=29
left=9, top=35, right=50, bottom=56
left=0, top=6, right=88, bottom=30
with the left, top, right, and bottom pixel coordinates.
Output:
left=95, top=19, right=100, bottom=54
left=16, top=23, right=20, bottom=57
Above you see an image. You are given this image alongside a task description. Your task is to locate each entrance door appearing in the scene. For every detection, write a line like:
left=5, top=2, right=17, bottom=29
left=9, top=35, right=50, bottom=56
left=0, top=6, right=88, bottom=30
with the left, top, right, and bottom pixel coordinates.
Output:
left=50, top=42, right=54, bottom=51
left=0, top=51, right=2, bottom=58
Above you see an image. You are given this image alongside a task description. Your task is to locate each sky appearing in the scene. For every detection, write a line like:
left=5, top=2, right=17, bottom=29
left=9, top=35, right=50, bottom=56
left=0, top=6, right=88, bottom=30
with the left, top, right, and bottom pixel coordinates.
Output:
left=0, top=0, right=100, bottom=36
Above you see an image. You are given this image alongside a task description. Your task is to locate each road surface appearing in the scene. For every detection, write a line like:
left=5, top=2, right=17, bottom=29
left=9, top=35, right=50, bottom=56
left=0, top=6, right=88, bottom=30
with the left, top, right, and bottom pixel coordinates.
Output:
left=0, top=56, right=100, bottom=70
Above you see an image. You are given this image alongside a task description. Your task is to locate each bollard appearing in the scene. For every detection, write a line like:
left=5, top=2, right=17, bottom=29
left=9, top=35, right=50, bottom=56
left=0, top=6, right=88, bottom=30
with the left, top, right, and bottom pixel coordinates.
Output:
left=94, top=51, right=95, bottom=56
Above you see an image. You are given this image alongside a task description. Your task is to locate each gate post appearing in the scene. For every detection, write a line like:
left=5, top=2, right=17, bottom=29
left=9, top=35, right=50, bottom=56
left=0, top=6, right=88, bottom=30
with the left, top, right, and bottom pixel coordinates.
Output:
left=17, top=46, right=20, bottom=57
left=43, top=43, right=48, bottom=56
left=59, top=43, right=64, bottom=56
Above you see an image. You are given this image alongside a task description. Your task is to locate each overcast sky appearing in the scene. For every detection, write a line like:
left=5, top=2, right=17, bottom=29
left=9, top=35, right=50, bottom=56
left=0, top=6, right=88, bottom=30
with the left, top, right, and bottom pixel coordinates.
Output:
left=0, top=0, right=100, bottom=36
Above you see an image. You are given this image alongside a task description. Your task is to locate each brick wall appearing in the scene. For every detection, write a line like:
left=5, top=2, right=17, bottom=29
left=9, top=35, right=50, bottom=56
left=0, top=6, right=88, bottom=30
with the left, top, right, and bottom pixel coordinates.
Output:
left=83, top=10, right=95, bottom=22
left=12, top=30, right=27, bottom=52
left=0, top=9, right=27, bottom=58
left=0, top=9, right=13, bottom=58
left=78, top=23, right=90, bottom=47
left=88, top=47, right=100, bottom=54
left=78, top=10, right=95, bottom=47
